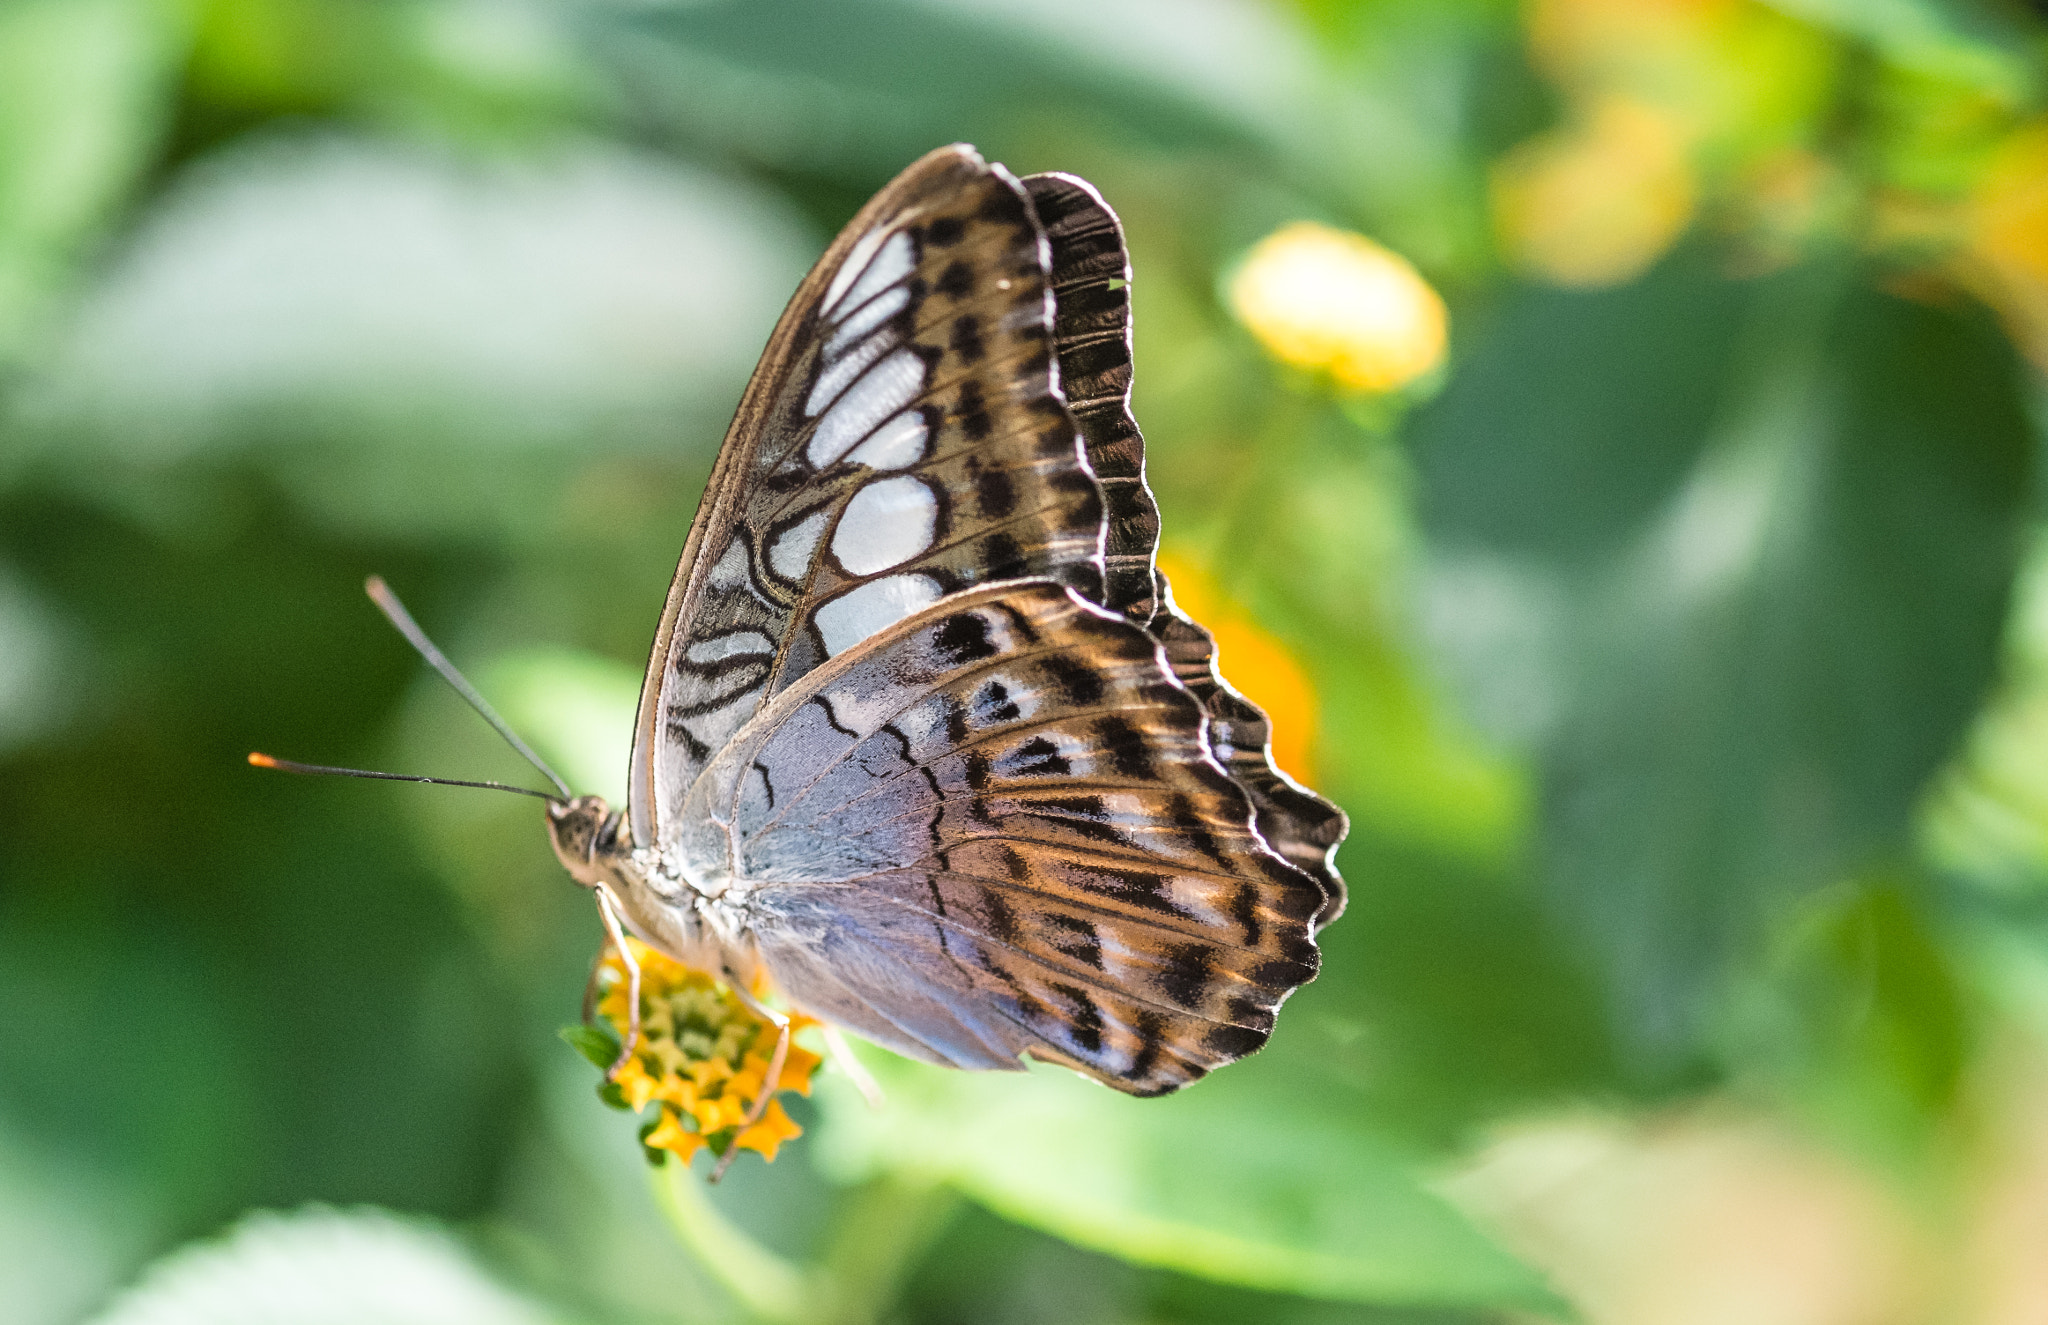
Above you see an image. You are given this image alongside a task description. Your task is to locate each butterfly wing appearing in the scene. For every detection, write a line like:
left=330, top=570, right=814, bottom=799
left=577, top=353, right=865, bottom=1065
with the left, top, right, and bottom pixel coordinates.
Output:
left=623, top=145, right=1349, bottom=1084
left=672, top=582, right=1325, bottom=1094
left=628, top=145, right=1107, bottom=846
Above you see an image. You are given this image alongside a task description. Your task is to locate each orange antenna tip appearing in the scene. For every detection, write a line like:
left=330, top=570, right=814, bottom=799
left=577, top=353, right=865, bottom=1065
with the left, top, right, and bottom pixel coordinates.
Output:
left=248, top=752, right=278, bottom=768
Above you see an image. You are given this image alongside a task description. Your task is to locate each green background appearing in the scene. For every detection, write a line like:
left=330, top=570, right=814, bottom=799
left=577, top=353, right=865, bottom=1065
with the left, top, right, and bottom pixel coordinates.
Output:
left=4, top=0, right=2047, bottom=1321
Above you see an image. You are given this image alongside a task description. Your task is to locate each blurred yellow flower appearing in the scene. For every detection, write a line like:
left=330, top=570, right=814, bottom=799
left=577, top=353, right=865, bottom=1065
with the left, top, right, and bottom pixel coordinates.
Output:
left=1227, top=222, right=1447, bottom=393
left=1967, top=119, right=2048, bottom=370
left=1158, top=550, right=1320, bottom=786
left=1493, top=95, right=1699, bottom=287
left=590, top=938, right=821, bottom=1168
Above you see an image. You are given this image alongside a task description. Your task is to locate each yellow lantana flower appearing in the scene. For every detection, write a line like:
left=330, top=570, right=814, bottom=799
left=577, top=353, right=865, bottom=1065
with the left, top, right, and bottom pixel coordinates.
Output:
left=1157, top=550, right=1320, bottom=787
left=1228, top=221, right=1448, bottom=393
left=579, top=938, right=821, bottom=1168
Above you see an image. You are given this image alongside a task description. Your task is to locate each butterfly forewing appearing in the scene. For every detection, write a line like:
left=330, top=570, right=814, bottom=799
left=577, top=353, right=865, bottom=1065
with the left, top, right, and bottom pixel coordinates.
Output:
left=630, top=146, right=1107, bottom=846
left=675, top=582, right=1324, bottom=1095
left=1022, top=172, right=1160, bottom=625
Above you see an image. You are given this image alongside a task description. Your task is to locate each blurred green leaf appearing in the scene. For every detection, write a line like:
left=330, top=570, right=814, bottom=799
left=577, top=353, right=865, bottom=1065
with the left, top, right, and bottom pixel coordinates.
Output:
left=0, top=0, right=186, bottom=359
left=1306, top=834, right=1630, bottom=1141
left=24, top=135, right=810, bottom=491
left=559, top=1023, right=620, bottom=1074
left=1759, top=0, right=2033, bottom=100
left=1922, top=538, right=2048, bottom=902
left=1541, top=272, right=2033, bottom=1062
left=587, top=0, right=1269, bottom=181
left=815, top=1055, right=1562, bottom=1312
left=85, top=1206, right=566, bottom=1325
left=1412, top=246, right=1758, bottom=569
left=1724, top=877, right=1973, bottom=1173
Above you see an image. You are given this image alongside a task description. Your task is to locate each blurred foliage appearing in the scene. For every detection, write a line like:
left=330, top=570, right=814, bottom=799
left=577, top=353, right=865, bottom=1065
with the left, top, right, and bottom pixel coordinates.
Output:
left=6, top=0, right=2048, bottom=1322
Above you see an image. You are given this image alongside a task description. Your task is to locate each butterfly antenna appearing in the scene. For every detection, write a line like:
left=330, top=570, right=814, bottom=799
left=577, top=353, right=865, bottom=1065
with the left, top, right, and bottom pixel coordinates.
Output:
left=248, top=752, right=557, bottom=799
left=364, top=575, right=574, bottom=800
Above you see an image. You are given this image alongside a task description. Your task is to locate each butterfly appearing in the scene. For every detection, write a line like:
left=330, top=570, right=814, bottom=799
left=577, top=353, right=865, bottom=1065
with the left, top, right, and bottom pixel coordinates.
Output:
left=263, top=144, right=1345, bottom=1116
left=543, top=141, right=1347, bottom=1096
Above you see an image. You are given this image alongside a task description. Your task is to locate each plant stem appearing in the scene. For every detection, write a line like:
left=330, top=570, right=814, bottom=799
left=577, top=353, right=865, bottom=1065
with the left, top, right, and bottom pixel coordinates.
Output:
left=812, top=1176, right=961, bottom=1325
left=650, top=1160, right=810, bottom=1324
left=650, top=1162, right=960, bottom=1325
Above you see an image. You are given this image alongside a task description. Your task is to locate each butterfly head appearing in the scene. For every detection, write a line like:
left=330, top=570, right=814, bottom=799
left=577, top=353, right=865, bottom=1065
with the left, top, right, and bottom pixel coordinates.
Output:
left=546, top=794, right=628, bottom=889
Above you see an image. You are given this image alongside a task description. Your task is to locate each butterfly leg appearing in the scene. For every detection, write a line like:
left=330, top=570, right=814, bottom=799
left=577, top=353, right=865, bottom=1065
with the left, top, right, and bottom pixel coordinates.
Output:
left=591, top=885, right=642, bottom=1081
left=822, top=1025, right=884, bottom=1109
left=710, top=971, right=791, bottom=1184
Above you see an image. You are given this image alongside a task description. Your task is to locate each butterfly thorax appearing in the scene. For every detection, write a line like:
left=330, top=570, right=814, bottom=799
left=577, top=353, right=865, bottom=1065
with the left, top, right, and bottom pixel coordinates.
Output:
left=545, top=794, right=759, bottom=981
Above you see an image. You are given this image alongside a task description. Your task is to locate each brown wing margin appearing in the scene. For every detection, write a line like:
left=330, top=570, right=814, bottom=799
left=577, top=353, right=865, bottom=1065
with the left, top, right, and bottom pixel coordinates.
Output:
left=1022, top=172, right=1349, bottom=928
left=1022, top=173, right=1159, bottom=625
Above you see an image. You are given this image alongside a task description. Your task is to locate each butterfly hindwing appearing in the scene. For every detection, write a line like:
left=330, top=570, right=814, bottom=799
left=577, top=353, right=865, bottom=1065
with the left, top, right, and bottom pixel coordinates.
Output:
left=673, top=581, right=1325, bottom=1094
left=630, top=146, right=1106, bottom=846
left=1154, top=606, right=1350, bottom=925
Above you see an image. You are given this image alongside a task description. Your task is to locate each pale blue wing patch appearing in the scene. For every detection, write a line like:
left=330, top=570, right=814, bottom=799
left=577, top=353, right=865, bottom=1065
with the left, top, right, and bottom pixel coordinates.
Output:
left=676, top=581, right=1326, bottom=1096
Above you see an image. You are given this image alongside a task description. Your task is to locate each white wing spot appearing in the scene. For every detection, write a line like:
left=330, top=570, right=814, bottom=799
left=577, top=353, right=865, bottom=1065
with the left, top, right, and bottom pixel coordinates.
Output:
left=823, top=232, right=913, bottom=323
left=707, top=538, right=749, bottom=589
left=769, top=509, right=830, bottom=581
left=807, top=349, right=925, bottom=468
left=706, top=536, right=771, bottom=606
left=686, top=630, right=774, bottom=664
left=806, top=324, right=895, bottom=417
left=814, top=574, right=943, bottom=655
left=845, top=411, right=927, bottom=470
left=821, top=227, right=887, bottom=315
left=825, top=284, right=909, bottom=361
left=833, top=476, right=938, bottom=576
left=674, top=697, right=754, bottom=770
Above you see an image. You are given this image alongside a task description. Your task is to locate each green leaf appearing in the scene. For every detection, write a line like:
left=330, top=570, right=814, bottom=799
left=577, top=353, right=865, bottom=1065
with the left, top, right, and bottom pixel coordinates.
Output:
left=814, top=1053, right=1561, bottom=1312
left=558, top=1022, right=620, bottom=1073
left=1758, top=0, right=2033, bottom=100
left=1724, top=876, right=1974, bottom=1172
left=0, top=0, right=186, bottom=359
left=1539, top=270, right=2033, bottom=1060
left=587, top=0, right=1268, bottom=182
left=85, top=1206, right=565, bottom=1325
left=1411, top=245, right=1758, bottom=569
left=638, top=1116, right=671, bottom=1167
